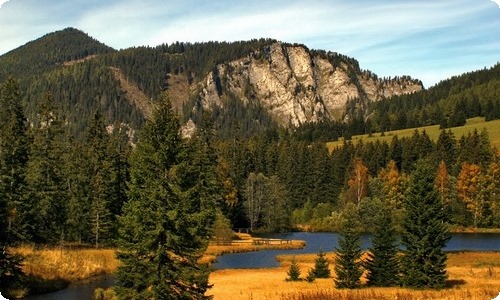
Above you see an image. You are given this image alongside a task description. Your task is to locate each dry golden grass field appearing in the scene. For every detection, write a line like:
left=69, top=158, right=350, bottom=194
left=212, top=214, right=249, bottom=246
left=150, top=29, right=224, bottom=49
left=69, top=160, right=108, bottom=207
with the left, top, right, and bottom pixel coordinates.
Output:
left=13, top=245, right=119, bottom=282
left=208, top=252, right=500, bottom=300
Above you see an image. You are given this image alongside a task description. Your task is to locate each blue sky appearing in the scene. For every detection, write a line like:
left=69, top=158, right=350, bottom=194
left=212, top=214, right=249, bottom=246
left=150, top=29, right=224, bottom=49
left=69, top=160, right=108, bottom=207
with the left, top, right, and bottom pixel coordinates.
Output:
left=0, top=0, right=499, bottom=87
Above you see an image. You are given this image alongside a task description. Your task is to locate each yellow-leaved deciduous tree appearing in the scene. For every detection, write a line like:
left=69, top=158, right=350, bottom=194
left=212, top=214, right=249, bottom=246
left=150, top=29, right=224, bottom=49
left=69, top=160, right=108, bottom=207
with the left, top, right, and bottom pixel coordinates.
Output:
left=378, top=160, right=407, bottom=210
left=347, top=157, right=369, bottom=206
left=435, top=160, right=452, bottom=205
left=457, top=162, right=483, bottom=227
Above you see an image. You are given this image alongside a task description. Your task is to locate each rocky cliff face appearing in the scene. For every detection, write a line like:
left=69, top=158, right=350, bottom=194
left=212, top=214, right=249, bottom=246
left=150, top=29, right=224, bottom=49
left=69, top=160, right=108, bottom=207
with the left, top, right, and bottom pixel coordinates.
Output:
left=196, top=42, right=422, bottom=126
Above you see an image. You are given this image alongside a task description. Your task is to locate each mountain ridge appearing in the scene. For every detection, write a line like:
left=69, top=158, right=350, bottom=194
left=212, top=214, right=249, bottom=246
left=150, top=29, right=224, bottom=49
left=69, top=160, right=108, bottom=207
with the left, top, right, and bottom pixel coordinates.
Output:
left=1, top=27, right=497, bottom=140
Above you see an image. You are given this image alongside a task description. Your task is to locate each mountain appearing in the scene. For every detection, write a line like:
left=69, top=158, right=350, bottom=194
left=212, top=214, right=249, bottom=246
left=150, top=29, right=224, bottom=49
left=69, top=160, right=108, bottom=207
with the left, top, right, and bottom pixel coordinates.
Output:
left=193, top=42, right=422, bottom=127
left=0, top=27, right=115, bottom=81
left=2, top=27, right=497, bottom=141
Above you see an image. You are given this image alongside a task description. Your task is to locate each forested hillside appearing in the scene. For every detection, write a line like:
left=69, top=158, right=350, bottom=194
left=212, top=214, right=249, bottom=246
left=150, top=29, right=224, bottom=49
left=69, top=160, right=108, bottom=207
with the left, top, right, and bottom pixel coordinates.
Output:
left=365, top=64, right=500, bottom=131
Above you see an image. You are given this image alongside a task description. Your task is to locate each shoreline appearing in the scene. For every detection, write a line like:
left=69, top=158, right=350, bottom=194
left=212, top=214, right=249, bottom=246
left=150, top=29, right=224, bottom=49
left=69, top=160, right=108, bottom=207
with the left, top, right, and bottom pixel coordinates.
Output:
left=201, top=232, right=306, bottom=264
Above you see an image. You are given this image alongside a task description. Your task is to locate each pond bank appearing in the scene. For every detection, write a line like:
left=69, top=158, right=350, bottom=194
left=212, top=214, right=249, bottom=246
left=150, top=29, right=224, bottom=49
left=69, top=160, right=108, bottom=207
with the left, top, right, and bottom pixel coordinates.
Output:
left=10, top=246, right=118, bottom=298
left=201, top=232, right=306, bottom=264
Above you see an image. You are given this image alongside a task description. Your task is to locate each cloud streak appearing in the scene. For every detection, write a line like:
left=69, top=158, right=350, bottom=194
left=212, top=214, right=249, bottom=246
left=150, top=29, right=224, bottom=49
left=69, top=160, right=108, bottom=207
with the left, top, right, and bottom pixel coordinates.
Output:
left=0, top=0, right=499, bottom=87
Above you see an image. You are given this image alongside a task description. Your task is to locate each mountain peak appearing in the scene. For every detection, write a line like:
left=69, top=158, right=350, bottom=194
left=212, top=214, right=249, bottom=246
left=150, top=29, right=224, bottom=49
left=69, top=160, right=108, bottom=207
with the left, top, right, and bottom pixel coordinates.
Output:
left=0, top=27, right=114, bottom=81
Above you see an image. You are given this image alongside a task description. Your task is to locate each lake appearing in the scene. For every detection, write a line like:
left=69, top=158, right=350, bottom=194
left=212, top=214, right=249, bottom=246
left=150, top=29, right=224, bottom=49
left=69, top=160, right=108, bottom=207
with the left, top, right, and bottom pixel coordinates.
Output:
left=213, top=232, right=500, bottom=269
left=23, top=232, right=499, bottom=299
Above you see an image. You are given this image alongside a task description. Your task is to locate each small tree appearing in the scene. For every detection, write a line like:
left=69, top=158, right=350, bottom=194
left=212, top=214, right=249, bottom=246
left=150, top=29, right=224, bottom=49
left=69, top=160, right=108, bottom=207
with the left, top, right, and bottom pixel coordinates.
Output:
left=213, top=211, right=233, bottom=245
left=311, top=249, right=331, bottom=278
left=365, top=204, right=400, bottom=286
left=334, top=204, right=363, bottom=289
left=286, top=256, right=302, bottom=281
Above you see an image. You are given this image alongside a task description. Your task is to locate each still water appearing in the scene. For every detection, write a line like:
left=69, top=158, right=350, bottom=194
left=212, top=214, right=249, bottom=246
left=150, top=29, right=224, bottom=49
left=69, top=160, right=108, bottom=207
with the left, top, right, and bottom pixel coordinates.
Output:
left=24, top=275, right=115, bottom=300
left=213, top=232, right=500, bottom=269
left=23, top=232, right=499, bottom=299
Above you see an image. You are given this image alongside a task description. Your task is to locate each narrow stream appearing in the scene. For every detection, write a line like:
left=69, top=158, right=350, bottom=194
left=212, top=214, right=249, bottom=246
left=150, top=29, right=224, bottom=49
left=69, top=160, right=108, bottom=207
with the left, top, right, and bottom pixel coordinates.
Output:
left=24, top=274, right=115, bottom=300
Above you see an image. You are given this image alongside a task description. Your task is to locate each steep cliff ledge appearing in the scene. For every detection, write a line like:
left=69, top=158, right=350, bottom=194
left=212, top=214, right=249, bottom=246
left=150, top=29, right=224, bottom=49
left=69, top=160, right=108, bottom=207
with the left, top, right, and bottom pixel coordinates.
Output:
left=196, top=42, right=422, bottom=126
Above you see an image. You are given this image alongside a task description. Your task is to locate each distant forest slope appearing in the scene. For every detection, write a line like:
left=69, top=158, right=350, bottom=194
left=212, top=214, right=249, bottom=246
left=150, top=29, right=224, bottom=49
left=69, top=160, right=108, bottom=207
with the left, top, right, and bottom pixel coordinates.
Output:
left=364, top=63, right=500, bottom=131
left=327, top=117, right=500, bottom=150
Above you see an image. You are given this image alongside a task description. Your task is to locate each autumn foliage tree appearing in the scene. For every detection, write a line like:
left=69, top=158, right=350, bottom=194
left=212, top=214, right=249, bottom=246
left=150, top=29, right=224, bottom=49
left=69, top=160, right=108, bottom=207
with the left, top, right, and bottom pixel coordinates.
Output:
left=347, top=157, right=369, bottom=205
left=457, top=162, right=483, bottom=226
left=378, top=160, right=406, bottom=210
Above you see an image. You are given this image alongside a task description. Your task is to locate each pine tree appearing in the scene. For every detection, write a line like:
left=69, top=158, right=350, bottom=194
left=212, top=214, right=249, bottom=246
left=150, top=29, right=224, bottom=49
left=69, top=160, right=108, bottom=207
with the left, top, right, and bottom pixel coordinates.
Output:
left=85, top=111, right=113, bottom=247
left=365, top=205, right=400, bottom=286
left=286, top=256, right=302, bottom=281
left=116, top=94, right=216, bottom=299
left=401, top=160, right=450, bottom=289
left=25, top=92, right=67, bottom=243
left=334, top=203, right=363, bottom=289
left=0, top=77, right=30, bottom=242
left=311, top=248, right=331, bottom=278
left=0, top=77, right=27, bottom=296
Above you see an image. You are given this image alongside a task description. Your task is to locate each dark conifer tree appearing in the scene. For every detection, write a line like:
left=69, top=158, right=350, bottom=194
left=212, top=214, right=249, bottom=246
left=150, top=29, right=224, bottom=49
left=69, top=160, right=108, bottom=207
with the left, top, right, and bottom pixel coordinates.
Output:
left=85, top=111, right=113, bottom=247
left=0, top=77, right=27, bottom=296
left=0, top=77, right=30, bottom=242
left=311, top=248, right=331, bottom=278
left=286, top=256, right=302, bottom=281
left=25, top=93, right=67, bottom=243
left=365, top=205, right=400, bottom=286
left=334, top=203, right=363, bottom=289
left=401, top=160, right=450, bottom=289
left=116, top=94, right=215, bottom=299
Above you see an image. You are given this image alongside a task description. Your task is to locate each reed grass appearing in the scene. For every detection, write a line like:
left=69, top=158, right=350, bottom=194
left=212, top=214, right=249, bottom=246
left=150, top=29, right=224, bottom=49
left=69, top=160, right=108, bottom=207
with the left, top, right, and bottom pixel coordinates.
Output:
left=208, top=251, right=500, bottom=300
left=12, top=245, right=119, bottom=282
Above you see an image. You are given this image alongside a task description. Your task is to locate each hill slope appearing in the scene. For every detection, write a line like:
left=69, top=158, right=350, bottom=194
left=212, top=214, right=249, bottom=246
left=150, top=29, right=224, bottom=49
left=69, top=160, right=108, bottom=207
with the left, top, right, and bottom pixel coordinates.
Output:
left=0, top=28, right=115, bottom=81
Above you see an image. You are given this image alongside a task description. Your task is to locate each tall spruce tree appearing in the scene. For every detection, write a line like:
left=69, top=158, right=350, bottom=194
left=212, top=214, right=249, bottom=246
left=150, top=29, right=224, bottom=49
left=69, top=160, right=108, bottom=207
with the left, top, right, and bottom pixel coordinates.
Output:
left=116, top=94, right=216, bottom=299
left=0, top=77, right=30, bottom=242
left=25, top=93, right=68, bottom=243
left=334, top=203, right=363, bottom=289
left=0, top=77, right=27, bottom=296
left=85, top=111, right=113, bottom=247
left=401, top=160, right=450, bottom=289
left=364, top=204, right=400, bottom=286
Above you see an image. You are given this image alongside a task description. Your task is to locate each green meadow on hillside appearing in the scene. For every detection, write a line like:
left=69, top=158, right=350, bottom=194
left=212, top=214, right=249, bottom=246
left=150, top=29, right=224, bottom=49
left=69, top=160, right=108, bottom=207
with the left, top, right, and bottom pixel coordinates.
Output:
left=327, top=117, right=500, bottom=151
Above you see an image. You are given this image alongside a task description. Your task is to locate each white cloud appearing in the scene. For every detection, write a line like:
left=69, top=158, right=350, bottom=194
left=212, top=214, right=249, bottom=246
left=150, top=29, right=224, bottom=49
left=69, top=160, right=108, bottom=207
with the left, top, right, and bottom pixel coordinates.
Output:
left=492, top=0, right=500, bottom=8
left=0, top=0, right=8, bottom=8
